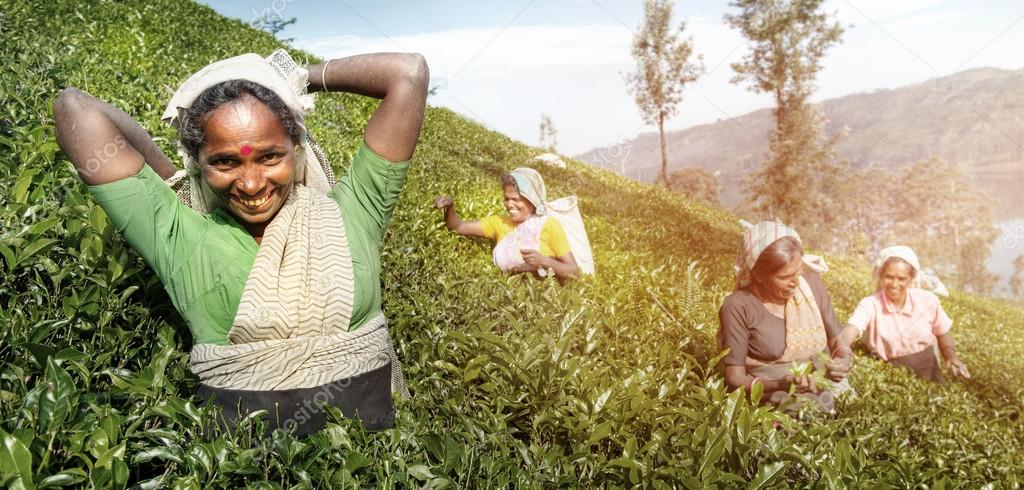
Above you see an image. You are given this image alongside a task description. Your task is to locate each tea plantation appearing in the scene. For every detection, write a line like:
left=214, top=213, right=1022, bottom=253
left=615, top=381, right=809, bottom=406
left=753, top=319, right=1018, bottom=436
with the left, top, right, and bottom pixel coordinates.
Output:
left=1, top=0, right=1022, bottom=487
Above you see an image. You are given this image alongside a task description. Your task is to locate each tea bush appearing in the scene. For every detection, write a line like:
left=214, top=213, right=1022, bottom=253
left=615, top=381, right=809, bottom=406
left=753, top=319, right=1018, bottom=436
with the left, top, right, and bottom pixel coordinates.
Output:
left=0, top=0, right=1022, bottom=487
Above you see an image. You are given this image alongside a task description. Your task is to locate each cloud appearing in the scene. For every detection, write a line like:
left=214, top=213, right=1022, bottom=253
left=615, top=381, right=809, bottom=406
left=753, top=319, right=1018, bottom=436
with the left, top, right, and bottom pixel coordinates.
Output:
left=295, top=24, right=633, bottom=80
left=293, top=18, right=764, bottom=155
left=831, top=0, right=953, bottom=25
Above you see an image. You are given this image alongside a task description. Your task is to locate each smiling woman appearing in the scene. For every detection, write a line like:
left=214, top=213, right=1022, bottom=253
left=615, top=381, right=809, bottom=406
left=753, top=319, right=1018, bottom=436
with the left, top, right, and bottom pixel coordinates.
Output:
left=433, top=167, right=581, bottom=283
left=843, top=246, right=971, bottom=382
left=178, top=80, right=305, bottom=239
left=53, top=49, right=429, bottom=435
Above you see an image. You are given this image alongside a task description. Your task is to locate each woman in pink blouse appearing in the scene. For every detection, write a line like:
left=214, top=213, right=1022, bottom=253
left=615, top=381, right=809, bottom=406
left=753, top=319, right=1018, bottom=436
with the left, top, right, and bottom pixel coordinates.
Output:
left=844, top=246, right=970, bottom=382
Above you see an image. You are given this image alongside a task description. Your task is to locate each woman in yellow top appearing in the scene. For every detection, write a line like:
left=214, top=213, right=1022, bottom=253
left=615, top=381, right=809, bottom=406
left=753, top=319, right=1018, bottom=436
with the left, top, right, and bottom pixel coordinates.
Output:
left=434, top=167, right=579, bottom=282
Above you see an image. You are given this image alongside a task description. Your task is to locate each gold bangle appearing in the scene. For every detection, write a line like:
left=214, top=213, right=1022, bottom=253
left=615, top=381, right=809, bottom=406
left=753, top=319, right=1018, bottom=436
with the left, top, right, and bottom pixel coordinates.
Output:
left=320, top=59, right=333, bottom=90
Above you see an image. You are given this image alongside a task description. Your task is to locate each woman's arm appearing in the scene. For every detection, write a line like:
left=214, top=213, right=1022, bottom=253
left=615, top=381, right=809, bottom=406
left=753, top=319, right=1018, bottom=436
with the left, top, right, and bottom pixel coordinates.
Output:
left=434, top=196, right=484, bottom=237
left=836, top=324, right=860, bottom=347
left=54, top=88, right=178, bottom=184
left=724, top=365, right=814, bottom=393
left=809, top=277, right=855, bottom=381
left=307, top=53, right=429, bottom=163
left=825, top=325, right=858, bottom=381
left=937, top=333, right=971, bottom=379
left=521, top=249, right=579, bottom=282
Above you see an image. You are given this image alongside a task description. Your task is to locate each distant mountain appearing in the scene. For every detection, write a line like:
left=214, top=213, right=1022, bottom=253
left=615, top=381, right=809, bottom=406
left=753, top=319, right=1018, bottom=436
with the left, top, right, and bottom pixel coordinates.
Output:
left=576, top=67, right=1024, bottom=216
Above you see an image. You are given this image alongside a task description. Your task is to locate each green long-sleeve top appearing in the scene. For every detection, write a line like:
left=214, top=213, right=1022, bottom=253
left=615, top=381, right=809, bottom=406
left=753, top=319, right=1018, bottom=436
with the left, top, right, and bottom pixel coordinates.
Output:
left=89, top=142, right=410, bottom=345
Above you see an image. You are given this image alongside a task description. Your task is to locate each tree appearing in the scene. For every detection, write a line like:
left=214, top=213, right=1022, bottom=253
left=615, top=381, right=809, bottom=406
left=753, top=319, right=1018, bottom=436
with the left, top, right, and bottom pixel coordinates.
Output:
left=726, top=0, right=842, bottom=133
left=252, top=13, right=297, bottom=42
left=668, top=167, right=719, bottom=204
left=626, top=0, right=705, bottom=186
left=539, top=113, right=558, bottom=152
left=823, top=165, right=897, bottom=256
left=725, top=0, right=843, bottom=233
left=887, top=159, right=999, bottom=294
left=747, top=105, right=841, bottom=242
left=1011, top=255, right=1024, bottom=297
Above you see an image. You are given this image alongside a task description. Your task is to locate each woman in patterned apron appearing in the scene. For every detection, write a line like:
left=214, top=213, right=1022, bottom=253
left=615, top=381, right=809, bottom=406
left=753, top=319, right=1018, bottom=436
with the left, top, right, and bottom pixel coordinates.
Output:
left=717, top=221, right=856, bottom=414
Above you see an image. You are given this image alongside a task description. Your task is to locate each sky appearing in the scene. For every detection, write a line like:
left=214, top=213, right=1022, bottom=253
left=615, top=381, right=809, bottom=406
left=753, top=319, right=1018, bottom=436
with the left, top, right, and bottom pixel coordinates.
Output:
left=201, top=0, right=1024, bottom=156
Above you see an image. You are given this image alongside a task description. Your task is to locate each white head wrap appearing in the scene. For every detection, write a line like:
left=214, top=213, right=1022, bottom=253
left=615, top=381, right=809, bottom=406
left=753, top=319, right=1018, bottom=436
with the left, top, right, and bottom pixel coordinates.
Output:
left=734, top=220, right=829, bottom=290
left=509, top=167, right=547, bottom=215
left=161, top=49, right=335, bottom=214
left=873, top=246, right=949, bottom=297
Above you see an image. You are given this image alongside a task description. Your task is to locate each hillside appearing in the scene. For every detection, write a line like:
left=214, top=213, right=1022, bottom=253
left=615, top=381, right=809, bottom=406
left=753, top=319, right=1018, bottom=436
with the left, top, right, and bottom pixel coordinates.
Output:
left=576, top=67, right=1024, bottom=213
left=1, top=0, right=1023, bottom=487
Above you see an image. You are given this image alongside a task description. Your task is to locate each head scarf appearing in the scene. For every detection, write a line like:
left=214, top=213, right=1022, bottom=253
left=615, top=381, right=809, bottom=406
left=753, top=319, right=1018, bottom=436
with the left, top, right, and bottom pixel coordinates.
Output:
left=161, top=49, right=335, bottom=214
left=509, top=167, right=547, bottom=215
left=873, top=246, right=949, bottom=297
left=734, top=220, right=828, bottom=290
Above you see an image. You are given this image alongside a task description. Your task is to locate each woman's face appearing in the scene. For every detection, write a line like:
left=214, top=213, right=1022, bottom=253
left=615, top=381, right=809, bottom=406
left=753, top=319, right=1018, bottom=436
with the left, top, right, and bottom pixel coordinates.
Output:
left=758, top=253, right=803, bottom=302
left=503, top=184, right=536, bottom=223
left=880, top=260, right=914, bottom=306
left=198, top=96, right=297, bottom=225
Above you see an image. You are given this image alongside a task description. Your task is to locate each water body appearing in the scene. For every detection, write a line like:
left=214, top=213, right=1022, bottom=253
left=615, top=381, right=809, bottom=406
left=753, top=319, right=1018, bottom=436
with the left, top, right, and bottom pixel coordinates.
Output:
left=988, top=218, right=1024, bottom=297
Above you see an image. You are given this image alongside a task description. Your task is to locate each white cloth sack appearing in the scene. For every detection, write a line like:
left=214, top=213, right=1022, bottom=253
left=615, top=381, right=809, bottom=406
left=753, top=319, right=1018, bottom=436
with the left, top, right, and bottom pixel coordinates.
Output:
left=547, top=196, right=595, bottom=275
left=532, top=152, right=567, bottom=168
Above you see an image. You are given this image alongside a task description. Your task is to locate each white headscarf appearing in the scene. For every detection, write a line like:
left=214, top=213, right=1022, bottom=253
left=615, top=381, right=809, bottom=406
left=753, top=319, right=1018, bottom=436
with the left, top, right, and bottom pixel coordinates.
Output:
left=509, top=167, right=547, bottom=215
left=161, top=49, right=335, bottom=213
left=873, top=246, right=949, bottom=297
left=734, top=220, right=828, bottom=290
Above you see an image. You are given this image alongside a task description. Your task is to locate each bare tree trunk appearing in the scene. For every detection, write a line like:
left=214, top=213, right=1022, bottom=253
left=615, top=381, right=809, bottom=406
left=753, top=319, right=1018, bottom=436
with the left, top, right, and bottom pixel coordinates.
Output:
left=775, top=88, right=785, bottom=134
left=658, top=111, right=668, bottom=186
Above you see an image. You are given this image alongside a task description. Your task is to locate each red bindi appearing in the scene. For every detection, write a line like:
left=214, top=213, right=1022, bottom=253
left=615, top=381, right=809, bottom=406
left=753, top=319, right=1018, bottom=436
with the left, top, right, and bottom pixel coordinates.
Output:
left=240, top=144, right=253, bottom=156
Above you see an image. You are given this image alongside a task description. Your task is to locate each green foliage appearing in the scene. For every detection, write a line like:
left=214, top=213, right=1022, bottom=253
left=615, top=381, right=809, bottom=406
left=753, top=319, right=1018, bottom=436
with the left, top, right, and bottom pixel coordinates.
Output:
left=888, top=159, right=999, bottom=294
left=668, top=166, right=720, bottom=205
left=725, top=0, right=844, bottom=114
left=0, top=0, right=1023, bottom=487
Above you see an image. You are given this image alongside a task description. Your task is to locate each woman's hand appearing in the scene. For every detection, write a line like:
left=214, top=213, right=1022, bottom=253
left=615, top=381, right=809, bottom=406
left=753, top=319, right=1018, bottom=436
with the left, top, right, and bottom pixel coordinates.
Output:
left=946, top=358, right=971, bottom=380
left=521, top=249, right=579, bottom=283
left=510, top=263, right=540, bottom=274
left=434, top=195, right=454, bottom=209
left=435, top=196, right=484, bottom=237
left=786, top=374, right=819, bottom=393
left=520, top=249, right=547, bottom=268
left=825, top=355, right=852, bottom=382
left=937, top=333, right=970, bottom=379
left=307, top=53, right=428, bottom=163
left=826, top=344, right=853, bottom=382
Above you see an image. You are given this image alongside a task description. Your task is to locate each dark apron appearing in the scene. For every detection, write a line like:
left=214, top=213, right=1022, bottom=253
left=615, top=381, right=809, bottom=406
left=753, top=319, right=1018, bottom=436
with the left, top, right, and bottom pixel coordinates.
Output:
left=196, top=362, right=395, bottom=436
left=889, top=347, right=944, bottom=382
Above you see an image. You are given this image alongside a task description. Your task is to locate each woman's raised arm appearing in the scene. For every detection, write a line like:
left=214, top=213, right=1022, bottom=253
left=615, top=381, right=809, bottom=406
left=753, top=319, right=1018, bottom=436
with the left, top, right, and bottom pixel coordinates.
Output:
left=434, top=195, right=484, bottom=237
left=53, top=87, right=177, bottom=184
left=307, top=53, right=429, bottom=163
